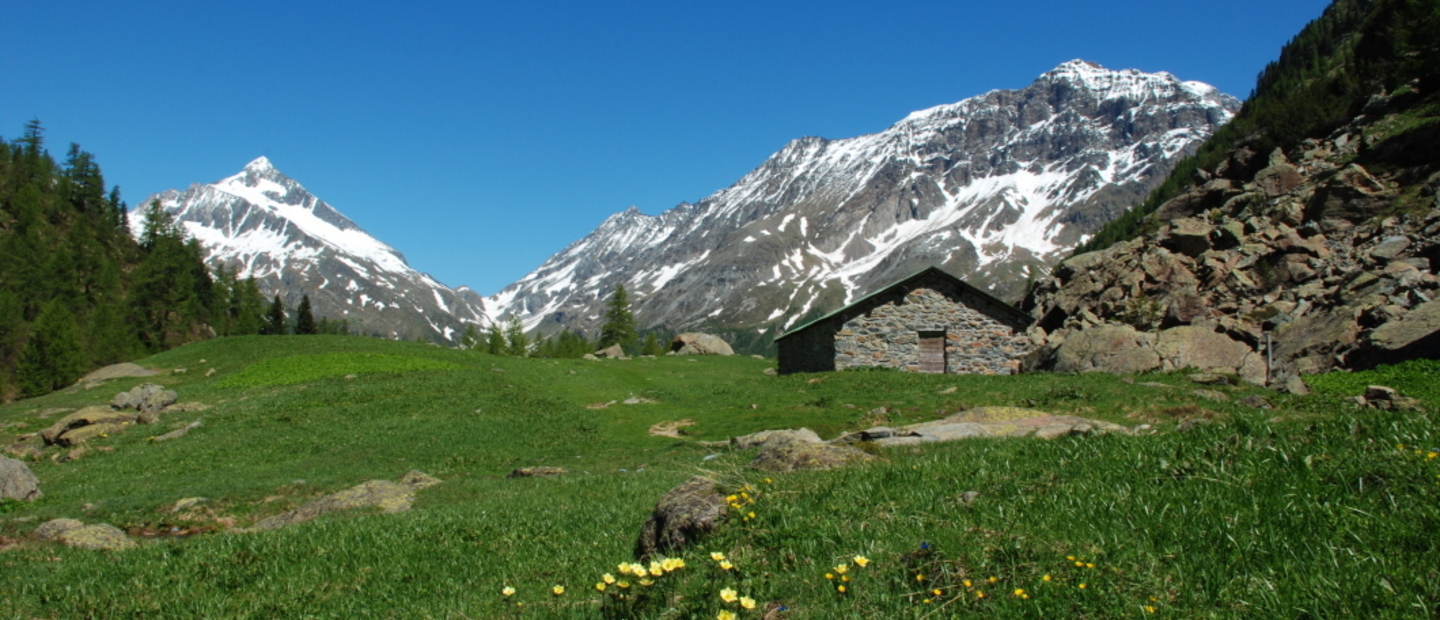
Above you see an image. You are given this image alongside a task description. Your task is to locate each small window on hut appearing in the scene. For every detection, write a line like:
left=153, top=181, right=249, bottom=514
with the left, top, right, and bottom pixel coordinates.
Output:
left=917, top=330, right=946, bottom=374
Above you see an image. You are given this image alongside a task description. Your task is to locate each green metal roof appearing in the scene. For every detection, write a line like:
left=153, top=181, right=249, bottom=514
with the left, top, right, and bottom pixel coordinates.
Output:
left=774, top=266, right=1031, bottom=342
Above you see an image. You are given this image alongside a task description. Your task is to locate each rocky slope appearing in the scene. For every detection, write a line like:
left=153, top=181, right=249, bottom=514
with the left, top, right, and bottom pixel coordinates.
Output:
left=131, top=158, right=489, bottom=342
left=1024, top=97, right=1440, bottom=384
left=489, top=61, right=1239, bottom=337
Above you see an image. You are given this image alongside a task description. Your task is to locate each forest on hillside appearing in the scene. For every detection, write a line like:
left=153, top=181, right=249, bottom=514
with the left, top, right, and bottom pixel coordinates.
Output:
left=0, top=122, right=274, bottom=401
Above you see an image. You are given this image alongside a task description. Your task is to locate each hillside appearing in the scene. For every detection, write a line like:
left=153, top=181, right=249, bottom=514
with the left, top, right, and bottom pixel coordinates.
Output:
left=2, top=336, right=1437, bottom=618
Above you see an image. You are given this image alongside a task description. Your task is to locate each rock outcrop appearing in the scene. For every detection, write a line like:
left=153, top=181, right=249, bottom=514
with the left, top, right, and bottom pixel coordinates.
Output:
left=0, top=455, right=42, bottom=501
left=240, top=470, right=440, bottom=532
left=1027, top=120, right=1440, bottom=382
left=634, top=476, right=727, bottom=560
left=31, top=518, right=137, bottom=550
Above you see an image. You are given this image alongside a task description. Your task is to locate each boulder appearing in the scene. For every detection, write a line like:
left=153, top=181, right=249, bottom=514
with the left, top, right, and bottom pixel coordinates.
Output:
left=40, top=407, right=137, bottom=445
left=79, top=363, right=158, bottom=383
left=0, top=455, right=42, bottom=501
left=58, top=523, right=137, bottom=551
left=1052, top=324, right=1161, bottom=374
left=1164, top=218, right=1215, bottom=257
left=634, top=476, right=727, bottom=560
left=750, top=434, right=873, bottom=472
left=1351, top=299, right=1440, bottom=369
left=1255, top=163, right=1304, bottom=197
left=112, top=383, right=176, bottom=413
left=593, top=344, right=626, bottom=359
left=730, top=428, right=822, bottom=450
left=30, top=518, right=84, bottom=541
left=57, top=423, right=126, bottom=446
left=1154, top=326, right=1254, bottom=373
left=149, top=419, right=202, bottom=443
left=670, top=333, right=734, bottom=356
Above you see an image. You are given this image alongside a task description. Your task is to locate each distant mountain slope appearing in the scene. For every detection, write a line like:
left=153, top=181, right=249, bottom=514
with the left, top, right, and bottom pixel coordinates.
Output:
left=488, top=60, right=1239, bottom=338
left=131, top=158, right=488, bottom=342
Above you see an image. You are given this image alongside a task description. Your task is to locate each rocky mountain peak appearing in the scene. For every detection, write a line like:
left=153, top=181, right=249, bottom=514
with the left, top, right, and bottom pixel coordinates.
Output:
left=488, top=61, right=1239, bottom=339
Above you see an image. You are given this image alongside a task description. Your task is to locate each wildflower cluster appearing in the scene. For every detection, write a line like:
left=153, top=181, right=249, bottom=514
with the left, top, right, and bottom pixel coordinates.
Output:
left=602, top=556, right=686, bottom=592
left=726, top=484, right=759, bottom=522
left=707, top=552, right=761, bottom=619
left=823, top=555, right=871, bottom=594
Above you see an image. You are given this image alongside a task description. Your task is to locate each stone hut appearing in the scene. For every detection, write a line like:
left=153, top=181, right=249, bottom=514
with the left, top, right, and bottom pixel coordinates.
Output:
left=776, top=267, right=1033, bottom=375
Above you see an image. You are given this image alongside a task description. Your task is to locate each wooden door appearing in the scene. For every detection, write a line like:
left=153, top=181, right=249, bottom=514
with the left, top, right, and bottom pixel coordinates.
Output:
left=918, top=331, right=946, bottom=374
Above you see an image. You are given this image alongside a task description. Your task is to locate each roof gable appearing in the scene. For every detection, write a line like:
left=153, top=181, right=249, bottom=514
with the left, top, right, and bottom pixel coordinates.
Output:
left=776, top=266, right=1031, bottom=341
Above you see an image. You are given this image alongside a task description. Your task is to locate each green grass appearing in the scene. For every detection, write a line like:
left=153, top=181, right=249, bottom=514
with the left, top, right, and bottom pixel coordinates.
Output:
left=1, top=336, right=1436, bottom=619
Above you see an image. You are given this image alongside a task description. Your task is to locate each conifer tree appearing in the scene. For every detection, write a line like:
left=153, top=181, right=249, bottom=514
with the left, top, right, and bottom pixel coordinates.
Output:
left=486, top=323, right=506, bottom=355
left=459, top=324, right=481, bottom=350
left=505, top=317, right=528, bottom=356
left=599, top=284, right=637, bottom=352
left=295, top=295, right=317, bottom=335
left=15, top=300, right=86, bottom=397
left=641, top=332, right=665, bottom=356
left=262, top=295, right=287, bottom=335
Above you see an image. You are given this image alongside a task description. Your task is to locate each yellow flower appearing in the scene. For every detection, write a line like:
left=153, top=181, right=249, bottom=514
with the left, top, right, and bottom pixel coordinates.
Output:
left=922, top=598, right=932, bottom=604
left=718, top=611, right=737, bottom=620
left=1079, top=583, right=1088, bottom=589
left=825, top=573, right=834, bottom=580
left=1066, top=555, right=1076, bottom=561
left=1013, top=588, right=1026, bottom=597
left=976, top=591, right=985, bottom=599
left=502, top=586, right=516, bottom=597
left=841, top=575, right=851, bottom=582
left=1075, top=561, right=1085, bottom=567
left=916, top=574, right=926, bottom=582
left=988, top=576, right=997, bottom=583
left=649, top=561, right=664, bottom=576
left=711, top=551, right=727, bottom=562
left=720, top=587, right=739, bottom=603
left=617, top=581, right=631, bottom=589
left=639, top=578, right=654, bottom=587
left=835, top=564, right=849, bottom=574
left=1085, top=563, right=1095, bottom=569
left=1145, top=605, right=1157, bottom=613
left=747, top=511, right=756, bottom=519
left=719, top=560, right=734, bottom=571
left=962, top=579, right=972, bottom=588
left=551, top=585, right=564, bottom=596
left=726, top=494, right=739, bottom=503
left=853, top=555, right=870, bottom=567
left=837, top=585, right=847, bottom=593
left=931, top=589, right=942, bottom=596
left=764, top=478, right=772, bottom=484
left=602, top=573, right=616, bottom=584
left=661, top=557, right=685, bottom=571
left=740, top=596, right=756, bottom=609
left=594, top=582, right=606, bottom=592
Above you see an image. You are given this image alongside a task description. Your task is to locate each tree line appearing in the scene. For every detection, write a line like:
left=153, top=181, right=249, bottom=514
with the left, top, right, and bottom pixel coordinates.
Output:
left=0, top=122, right=348, bottom=400
left=462, top=284, right=669, bottom=358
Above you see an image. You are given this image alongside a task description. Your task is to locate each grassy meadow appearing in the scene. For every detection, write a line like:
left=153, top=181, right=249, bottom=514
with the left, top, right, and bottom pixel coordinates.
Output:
left=1, top=335, right=1437, bottom=619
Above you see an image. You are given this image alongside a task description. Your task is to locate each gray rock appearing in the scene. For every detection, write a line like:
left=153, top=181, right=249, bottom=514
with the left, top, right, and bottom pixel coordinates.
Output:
left=593, top=344, right=625, bottom=359
left=1369, top=236, right=1411, bottom=261
left=58, top=523, right=138, bottom=551
left=508, top=467, right=569, bottom=478
left=1363, top=385, right=1399, bottom=402
left=31, top=518, right=84, bottom=540
left=150, top=419, right=202, bottom=443
left=1354, top=299, right=1440, bottom=369
left=750, top=438, right=874, bottom=473
left=731, top=428, right=822, bottom=450
left=670, top=333, right=735, bottom=356
left=633, top=476, right=727, bottom=560
left=1052, top=324, right=1161, bottom=374
left=1155, top=326, right=1253, bottom=373
left=0, top=455, right=43, bottom=501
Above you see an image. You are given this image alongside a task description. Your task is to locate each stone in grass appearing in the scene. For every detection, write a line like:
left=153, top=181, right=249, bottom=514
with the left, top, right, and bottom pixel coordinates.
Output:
left=633, top=476, right=728, bottom=561
left=40, top=407, right=137, bottom=445
left=1, top=455, right=43, bottom=501
left=240, top=471, right=442, bottom=532
left=59, top=523, right=138, bottom=550
left=749, top=434, right=873, bottom=473
left=150, top=419, right=203, bottom=443
left=508, top=466, right=569, bottom=478
left=31, top=518, right=85, bottom=540
left=730, top=428, right=822, bottom=450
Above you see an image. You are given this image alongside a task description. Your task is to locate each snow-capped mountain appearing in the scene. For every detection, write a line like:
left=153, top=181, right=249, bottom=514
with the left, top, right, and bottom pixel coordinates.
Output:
left=488, top=60, right=1240, bottom=336
left=130, top=157, right=488, bottom=342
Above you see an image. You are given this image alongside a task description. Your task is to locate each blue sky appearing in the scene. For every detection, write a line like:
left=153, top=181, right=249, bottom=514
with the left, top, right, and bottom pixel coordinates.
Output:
left=4, top=0, right=1330, bottom=294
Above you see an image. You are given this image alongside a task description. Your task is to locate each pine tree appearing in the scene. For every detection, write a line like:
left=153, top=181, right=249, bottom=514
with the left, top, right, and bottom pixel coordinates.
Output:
left=505, top=317, right=528, bottom=356
left=459, top=324, right=481, bottom=350
left=295, top=294, right=317, bottom=335
left=15, top=300, right=86, bottom=397
left=641, top=332, right=665, bottom=356
left=262, top=295, right=287, bottom=335
left=485, top=323, right=506, bottom=355
left=599, top=284, right=637, bottom=352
